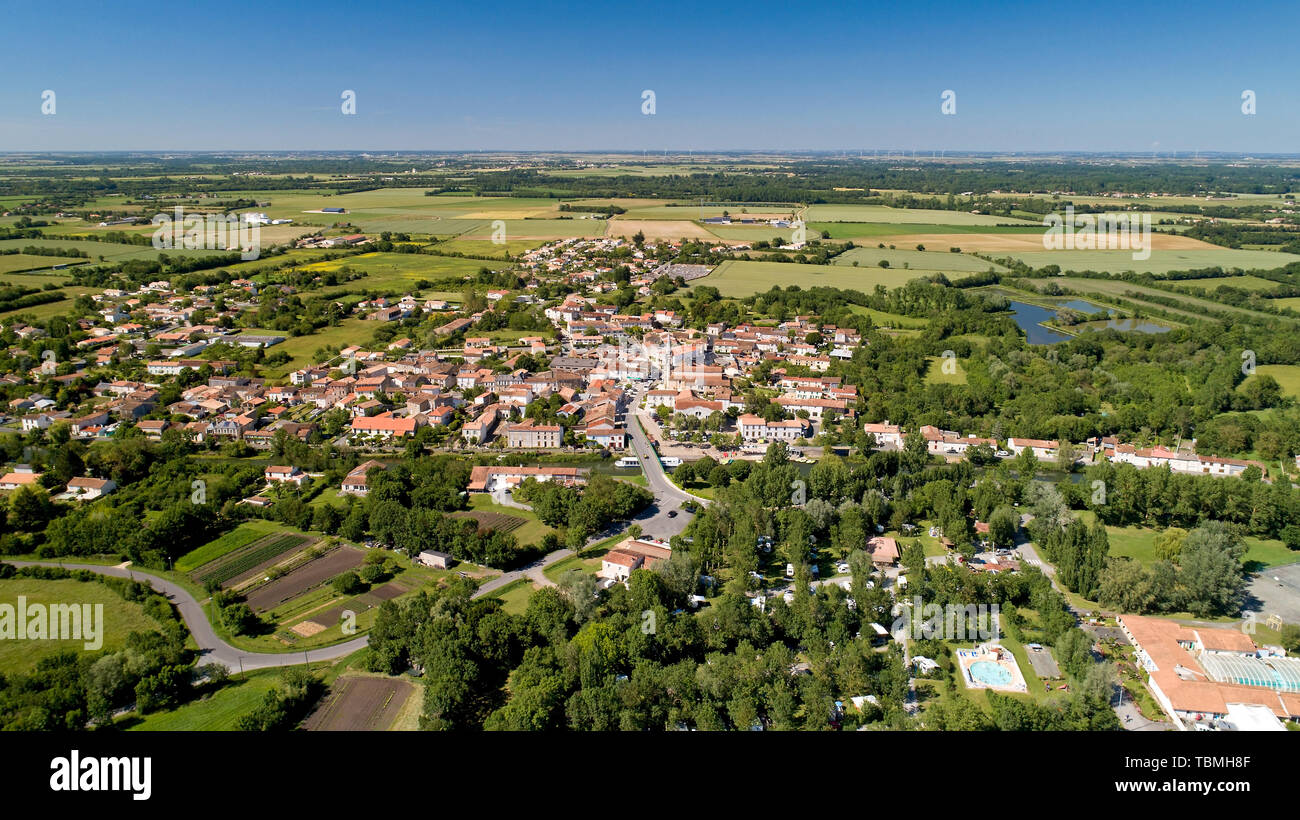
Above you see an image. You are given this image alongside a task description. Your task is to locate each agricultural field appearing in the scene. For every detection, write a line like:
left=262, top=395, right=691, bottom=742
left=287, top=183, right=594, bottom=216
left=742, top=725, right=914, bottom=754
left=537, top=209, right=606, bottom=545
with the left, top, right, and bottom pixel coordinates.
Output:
left=694, top=259, right=926, bottom=297
left=464, top=494, right=553, bottom=546
left=1001, top=248, right=1300, bottom=276
left=832, top=246, right=1003, bottom=273
left=608, top=218, right=719, bottom=242
left=175, top=520, right=286, bottom=572
left=804, top=204, right=1026, bottom=225
left=241, top=545, right=364, bottom=613
left=0, top=578, right=158, bottom=674
left=455, top=218, right=605, bottom=241
left=1051, top=276, right=1294, bottom=324
left=298, top=252, right=489, bottom=296
left=1268, top=296, right=1300, bottom=311
left=0, top=238, right=228, bottom=262
left=0, top=254, right=85, bottom=274
left=190, top=532, right=313, bottom=588
left=301, top=675, right=416, bottom=731
left=432, top=238, right=544, bottom=258
left=1175, top=275, right=1283, bottom=292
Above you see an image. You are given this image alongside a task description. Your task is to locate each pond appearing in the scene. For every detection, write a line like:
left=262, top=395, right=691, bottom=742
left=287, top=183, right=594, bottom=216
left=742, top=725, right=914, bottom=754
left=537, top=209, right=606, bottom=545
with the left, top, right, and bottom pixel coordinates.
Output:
left=1007, top=301, right=1073, bottom=345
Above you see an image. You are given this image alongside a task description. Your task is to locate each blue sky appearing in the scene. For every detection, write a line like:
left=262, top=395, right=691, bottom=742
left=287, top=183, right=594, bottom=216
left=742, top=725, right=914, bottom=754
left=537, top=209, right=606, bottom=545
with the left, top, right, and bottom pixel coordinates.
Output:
left=1, top=0, right=1296, bottom=153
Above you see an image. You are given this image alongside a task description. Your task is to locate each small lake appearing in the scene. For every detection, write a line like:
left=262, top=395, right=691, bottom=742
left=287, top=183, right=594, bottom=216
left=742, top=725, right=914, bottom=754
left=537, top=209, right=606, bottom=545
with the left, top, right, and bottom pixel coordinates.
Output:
left=1007, top=301, right=1073, bottom=345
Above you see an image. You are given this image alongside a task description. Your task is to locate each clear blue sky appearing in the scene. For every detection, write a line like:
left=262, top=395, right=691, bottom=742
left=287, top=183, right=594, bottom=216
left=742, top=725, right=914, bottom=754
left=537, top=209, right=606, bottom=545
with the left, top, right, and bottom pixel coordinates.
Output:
left=1, top=0, right=1296, bottom=153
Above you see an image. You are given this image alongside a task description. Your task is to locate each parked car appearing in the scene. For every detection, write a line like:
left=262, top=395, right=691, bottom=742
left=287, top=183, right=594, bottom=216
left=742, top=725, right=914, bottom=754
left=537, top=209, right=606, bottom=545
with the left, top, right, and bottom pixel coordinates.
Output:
left=785, top=563, right=795, bottom=577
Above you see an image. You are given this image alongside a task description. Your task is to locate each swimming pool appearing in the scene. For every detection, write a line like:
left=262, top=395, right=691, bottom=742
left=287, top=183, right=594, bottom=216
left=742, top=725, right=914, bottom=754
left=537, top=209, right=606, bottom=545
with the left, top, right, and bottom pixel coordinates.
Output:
left=969, top=660, right=1012, bottom=686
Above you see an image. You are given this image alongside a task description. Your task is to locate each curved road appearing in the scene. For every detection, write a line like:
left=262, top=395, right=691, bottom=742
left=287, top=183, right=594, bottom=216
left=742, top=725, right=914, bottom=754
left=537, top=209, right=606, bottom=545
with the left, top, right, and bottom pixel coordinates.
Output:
left=7, top=560, right=369, bottom=672
left=4, top=393, right=704, bottom=671
left=10, top=546, right=589, bottom=672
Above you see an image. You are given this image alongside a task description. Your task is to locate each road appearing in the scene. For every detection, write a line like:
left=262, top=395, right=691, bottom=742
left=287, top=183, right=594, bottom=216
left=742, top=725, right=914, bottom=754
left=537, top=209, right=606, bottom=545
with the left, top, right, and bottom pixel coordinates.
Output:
left=625, top=392, right=710, bottom=542
left=9, top=550, right=580, bottom=672
left=7, top=560, right=368, bottom=673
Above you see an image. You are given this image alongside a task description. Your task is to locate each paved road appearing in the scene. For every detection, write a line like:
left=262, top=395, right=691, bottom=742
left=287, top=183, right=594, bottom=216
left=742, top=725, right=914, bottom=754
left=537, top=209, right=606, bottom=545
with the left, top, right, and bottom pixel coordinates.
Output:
left=626, top=396, right=709, bottom=542
left=7, top=560, right=369, bottom=673
left=469, top=548, right=573, bottom=597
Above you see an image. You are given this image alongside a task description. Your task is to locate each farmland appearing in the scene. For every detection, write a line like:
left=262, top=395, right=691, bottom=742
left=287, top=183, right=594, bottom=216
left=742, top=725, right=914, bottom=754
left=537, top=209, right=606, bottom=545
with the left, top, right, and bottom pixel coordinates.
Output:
left=831, top=246, right=1003, bottom=273
left=191, top=532, right=313, bottom=588
left=0, top=254, right=85, bottom=275
left=242, top=545, right=365, bottom=613
left=175, top=520, right=286, bottom=572
left=999, top=248, right=1300, bottom=276
left=694, top=258, right=926, bottom=297
left=302, top=675, right=416, bottom=731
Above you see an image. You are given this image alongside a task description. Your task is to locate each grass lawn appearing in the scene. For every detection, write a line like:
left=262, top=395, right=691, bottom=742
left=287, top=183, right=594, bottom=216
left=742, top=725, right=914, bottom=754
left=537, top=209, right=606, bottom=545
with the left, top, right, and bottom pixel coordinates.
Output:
left=490, top=579, right=540, bottom=615
left=924, top=355, right=967, bottom=385
left=1249, top=365, right=1300, bottom=400
left=1104, top=524, right=1296, bottom=570
left=254, top=318, right=372, bottom=376
left=0, top=578, right=159, bottom=674
left=846, top=304, right=928, bottom=329
left=127, top=672, right=282, bottom=731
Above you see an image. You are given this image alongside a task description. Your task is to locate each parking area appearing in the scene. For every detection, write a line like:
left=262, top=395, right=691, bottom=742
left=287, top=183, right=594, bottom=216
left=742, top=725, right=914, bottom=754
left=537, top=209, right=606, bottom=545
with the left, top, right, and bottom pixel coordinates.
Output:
left=1024, top=644, right=1061, bottom=678
left=1242, top=561, right=1300, bottom=624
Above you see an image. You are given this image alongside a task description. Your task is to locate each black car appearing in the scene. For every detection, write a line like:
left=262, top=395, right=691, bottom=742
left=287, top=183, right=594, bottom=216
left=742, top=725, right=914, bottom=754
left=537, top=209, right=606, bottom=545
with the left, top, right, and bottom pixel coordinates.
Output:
left=667, top=510, right=678, bottom=518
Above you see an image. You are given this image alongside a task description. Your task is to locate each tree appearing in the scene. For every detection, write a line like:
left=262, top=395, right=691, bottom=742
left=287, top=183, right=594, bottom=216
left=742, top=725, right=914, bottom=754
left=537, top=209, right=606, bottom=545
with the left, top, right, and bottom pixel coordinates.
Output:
left=1153, top=527, right=1187, bottom=561
left=988, top=505, right=1018, bottom=548
left=1177, top=522, right=1246, bottom=617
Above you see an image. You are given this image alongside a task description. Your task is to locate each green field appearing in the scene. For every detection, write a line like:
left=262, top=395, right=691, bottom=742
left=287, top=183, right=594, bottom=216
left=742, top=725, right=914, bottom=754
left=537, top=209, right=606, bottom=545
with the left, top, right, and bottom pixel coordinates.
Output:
left=1005, top=248, right=1300, bottom=276
left=804, top=205, right=1031, bottom=225
left=1052, top=276, right=1293, bottom=324
left=297, top=252, right=491, bottom=296
left=1249, top=365, right=1300, bottom=400
left=0, top=578, right=159, bottom=674
left=924, top=355, right=968, bottom=384
left=127, top=672, right=282, bottom=731
left=253, top=318, right=373, bottom=376
left=0, top=238, right=228, bottom=262
left=694, top=259, right=926, bottom=297
left=490, top=579, right=540, bottom=615
left=1105, top=525, right=1296, bottom=569
left=0, top=254, right=85, bottom=274
left=176, top=519, right=287, bottom=572
left=1176, top=275, right=1283, bottom=292
left=832, top=247, right=1004, bottom=273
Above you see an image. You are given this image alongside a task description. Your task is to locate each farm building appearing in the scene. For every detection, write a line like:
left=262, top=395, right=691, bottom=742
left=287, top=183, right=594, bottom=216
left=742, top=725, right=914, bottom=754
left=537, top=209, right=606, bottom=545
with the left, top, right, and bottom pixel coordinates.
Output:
left=417, top=550, right=452, bottom=569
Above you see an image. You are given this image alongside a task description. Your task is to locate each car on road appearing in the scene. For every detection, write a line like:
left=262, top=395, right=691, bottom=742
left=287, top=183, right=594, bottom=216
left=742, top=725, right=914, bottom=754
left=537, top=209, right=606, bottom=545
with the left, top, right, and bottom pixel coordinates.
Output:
left=667, top=510, right=677, bottom=518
